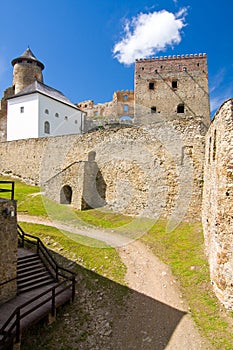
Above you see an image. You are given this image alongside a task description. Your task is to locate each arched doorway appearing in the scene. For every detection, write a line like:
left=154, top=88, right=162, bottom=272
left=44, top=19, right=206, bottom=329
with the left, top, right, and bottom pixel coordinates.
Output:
left=60, top=185, right=72, bottom=204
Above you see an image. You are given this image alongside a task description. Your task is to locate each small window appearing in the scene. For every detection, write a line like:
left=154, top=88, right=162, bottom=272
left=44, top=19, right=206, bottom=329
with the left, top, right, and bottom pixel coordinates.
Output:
left=75, top=120, right=78, bottom=124
left=20, top=106, right=24, bottom=113
left=55, top=113, right=59, bottom=118
left=141, top=67, right=144, bottom=70
left=123, top=95, right=128, bottom=100
left=151, top=106, right=157, bottom=113
left=65, top=116, right=68, bottom=121
left=149, top=82, right=154, bottom=90
left=124, top=105, right=129, bottom=112
left=177, top=104, right=184, bottom=113
left=27, top=60, right=32, bottom=64
left=45, top=109, right=49, bottom=114
left=172, top=80, right=178, bottom=89
left=44, top=121, right=50, bottom=134
left=95, top=111, right=98, bottom=116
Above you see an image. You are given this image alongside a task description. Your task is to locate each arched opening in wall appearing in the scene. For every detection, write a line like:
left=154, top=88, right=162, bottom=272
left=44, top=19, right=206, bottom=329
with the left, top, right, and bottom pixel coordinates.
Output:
left=44, top=121, right=50, bottom=134
left=60, top=185, right=72, bottom=205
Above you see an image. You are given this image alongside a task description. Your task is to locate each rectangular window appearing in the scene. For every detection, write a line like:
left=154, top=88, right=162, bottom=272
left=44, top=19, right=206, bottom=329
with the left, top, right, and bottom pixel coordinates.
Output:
left=151, top=106, right=156, bottom=113
left=124, top=105, right=129, bottom=112
left=172, top=80, right=178, bottom=89
left=149, top=82, right=154, bottom=90
left=20, top=106, right=24, bottom=113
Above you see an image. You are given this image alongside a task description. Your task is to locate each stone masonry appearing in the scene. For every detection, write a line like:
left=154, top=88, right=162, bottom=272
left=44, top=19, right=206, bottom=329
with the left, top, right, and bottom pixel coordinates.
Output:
left=0, top=199, right=17, bottom=304
left=0, top=120, right=205, bottom=222
left=1, top=49, right=233, bottom=309
left=134, top=54, right=210, bottom=127
left=77, top=90, right=134, bottom=131
left=202, top=99, right=233, bottom=309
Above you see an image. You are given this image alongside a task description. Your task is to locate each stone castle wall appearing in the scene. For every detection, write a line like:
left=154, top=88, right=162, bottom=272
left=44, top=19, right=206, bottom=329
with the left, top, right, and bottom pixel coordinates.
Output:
left=0, top=199, right=17, bottom=304
left=0, top=86, right=15, bottom=142
left=0, top=121, right=205, bottom=222
left=134, top=54, right=210, bottom=127
left=77, top=90, right=134, bottom=131
left=202, top=99, right=233, bottom=309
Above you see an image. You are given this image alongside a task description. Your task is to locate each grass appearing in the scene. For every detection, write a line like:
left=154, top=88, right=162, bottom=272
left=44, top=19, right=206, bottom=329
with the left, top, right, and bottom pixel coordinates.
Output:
left=19, top=222, right=126, bottom=285
left=2, top=176, right=233, bottom=348
left=0, top=176, right=47, bottom=217
left=141, top=221, right=233, bottom=350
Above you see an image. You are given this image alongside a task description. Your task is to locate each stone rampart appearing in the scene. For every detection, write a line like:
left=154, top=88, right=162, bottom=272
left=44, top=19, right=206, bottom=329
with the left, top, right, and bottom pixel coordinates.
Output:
left=0, top=121, right=205, bottom=221
left=0, top=199, right=17, bottom=304
left=202, top=99, right=233, bottom=309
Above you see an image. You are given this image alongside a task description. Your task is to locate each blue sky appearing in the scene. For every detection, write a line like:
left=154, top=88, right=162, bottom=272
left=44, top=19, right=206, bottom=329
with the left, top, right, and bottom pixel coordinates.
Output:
left=0, top=0, right=232, bottom=116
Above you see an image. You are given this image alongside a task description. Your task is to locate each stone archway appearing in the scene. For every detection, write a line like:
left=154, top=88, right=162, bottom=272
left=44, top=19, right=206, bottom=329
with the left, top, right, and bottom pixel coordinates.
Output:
left=60, top=185, right=72, bottom=204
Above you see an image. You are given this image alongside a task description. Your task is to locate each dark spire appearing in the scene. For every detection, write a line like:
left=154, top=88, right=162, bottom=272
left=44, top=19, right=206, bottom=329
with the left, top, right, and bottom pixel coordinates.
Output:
left=11, top=47, right=44, bottom=70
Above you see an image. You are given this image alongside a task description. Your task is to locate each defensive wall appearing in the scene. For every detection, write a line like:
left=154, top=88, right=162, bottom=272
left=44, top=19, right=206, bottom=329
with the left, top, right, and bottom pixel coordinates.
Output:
left=0, top=120, right=205, bottom=222
left=202, top=99, right=233, bottom=309
left=0, top=199, right=17, bottom=304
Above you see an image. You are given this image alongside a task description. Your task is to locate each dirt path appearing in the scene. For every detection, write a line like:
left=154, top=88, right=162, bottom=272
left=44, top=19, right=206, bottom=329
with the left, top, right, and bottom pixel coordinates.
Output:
left=18, top=214, right=213, bottom=349
left=114, top=241, right=213, bottom=349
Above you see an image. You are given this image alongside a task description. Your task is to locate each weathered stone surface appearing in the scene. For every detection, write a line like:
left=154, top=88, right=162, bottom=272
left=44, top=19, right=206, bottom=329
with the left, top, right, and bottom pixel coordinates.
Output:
left=0, top=199, right=17, bottom=304
left=202, top=99, right=233, bottom=309
left=0, top=120, right=205, bottom=222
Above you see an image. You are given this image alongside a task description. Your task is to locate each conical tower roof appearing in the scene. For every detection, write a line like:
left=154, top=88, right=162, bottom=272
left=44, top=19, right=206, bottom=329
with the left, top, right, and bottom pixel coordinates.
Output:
left=11, top=47, right=44, bottom=70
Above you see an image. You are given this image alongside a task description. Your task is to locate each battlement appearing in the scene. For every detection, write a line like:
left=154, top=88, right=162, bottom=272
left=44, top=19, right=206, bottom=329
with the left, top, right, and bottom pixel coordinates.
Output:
left=135, top=53, right=207, bottom=62
left=115, top=89, right=134, bottom=94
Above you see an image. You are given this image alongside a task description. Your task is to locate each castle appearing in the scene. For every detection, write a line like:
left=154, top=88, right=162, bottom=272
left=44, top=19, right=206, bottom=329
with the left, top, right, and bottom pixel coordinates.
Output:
left=0, top=48, right=232, bottom=310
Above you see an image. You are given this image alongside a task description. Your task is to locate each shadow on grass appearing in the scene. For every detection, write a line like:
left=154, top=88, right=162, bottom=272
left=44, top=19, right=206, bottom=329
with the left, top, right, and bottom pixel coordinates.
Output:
left=20, top=249, right=186, bottom=350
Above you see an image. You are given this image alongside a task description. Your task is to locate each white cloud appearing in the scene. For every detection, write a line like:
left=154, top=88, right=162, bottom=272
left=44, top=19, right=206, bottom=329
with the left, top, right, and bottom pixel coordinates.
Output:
left=113, top=8, right=187, bottom=65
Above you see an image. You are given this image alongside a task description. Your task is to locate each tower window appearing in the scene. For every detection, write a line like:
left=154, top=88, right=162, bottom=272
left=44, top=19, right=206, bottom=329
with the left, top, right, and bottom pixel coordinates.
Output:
left=177, top=104, right=184, bottom=113
left=20, top=106, right=24, bottom=113
left=65, top=116, right=68, bottom=121
left=172, top=80, right=178, bottom=89
left=151, top=106, right=157, bottom=113
left=123, top=95, right=128, bottom=100
left=124, top=104, right=129, bottom=112
left=45, top=109, right=49, bottom=114
left=44, top=121, right=50, bottom=134
left=27, top=60, right=32, bottom=64
left=149, top=82, right=154, bottom=90
left=55, top=113, right=59, bottom=118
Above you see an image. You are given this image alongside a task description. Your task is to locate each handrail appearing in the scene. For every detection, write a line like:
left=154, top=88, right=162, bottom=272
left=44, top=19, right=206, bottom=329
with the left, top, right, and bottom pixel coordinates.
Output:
left=0, top=279, right=74, bottom=347
left=0, top=181, right=15, bottom=200
left=0, top=225, right=76, bottom=349
left=17, top=225, right=76, bottom=282
left=0, top=277, right=17, bottom=287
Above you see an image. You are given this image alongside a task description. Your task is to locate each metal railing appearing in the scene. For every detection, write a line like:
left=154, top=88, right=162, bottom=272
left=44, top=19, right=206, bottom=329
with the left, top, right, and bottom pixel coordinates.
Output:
left=0, top=181, right=15, bottom=200
left=17, top=225, right=76, bottom=295
left=0, top=225, right=76, bottom=350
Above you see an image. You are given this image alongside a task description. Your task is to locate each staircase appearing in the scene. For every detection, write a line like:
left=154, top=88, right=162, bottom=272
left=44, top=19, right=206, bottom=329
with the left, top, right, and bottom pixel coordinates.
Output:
left=17, top=252, right=55, bottom=294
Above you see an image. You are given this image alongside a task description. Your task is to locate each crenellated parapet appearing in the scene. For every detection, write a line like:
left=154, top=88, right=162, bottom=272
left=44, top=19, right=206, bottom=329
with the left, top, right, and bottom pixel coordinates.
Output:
left=135, top=53, right=207, bottom=62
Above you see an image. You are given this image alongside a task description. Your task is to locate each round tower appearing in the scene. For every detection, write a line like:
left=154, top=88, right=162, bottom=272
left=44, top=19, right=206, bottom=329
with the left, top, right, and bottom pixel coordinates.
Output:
left=11, top=47, right=44, bottom=94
